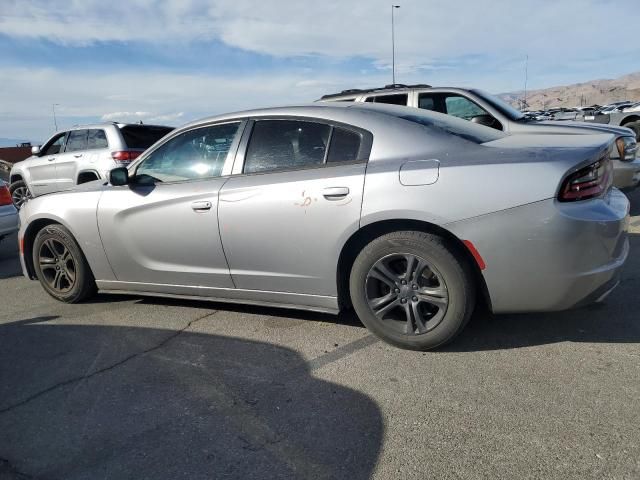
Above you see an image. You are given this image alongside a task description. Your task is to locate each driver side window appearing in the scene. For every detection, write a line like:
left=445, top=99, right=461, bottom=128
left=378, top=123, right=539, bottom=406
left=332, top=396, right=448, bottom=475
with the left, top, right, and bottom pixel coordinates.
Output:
left=136, top=122, right=241, bottom=182
left=444, top=96, right=488, bottom=120
left=41, top=133, right=67, bottom=156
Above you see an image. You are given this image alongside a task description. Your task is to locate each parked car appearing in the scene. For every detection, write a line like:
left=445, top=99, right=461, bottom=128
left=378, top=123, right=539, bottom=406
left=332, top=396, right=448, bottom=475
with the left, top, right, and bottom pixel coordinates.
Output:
left=0, top=159, right=12, bottom=183
left=318, top=85, right=639, bottom=190
left=0, top=180, right=18, bottom=243
left=9, top=122, right=174, bottom=208
left=622, top=102, right=640, bottom=113
left=584, top=103, right=640, bottom=142
left=17, top=104, right=629, bottom=350
left=552, top=108, right=580, bottom=121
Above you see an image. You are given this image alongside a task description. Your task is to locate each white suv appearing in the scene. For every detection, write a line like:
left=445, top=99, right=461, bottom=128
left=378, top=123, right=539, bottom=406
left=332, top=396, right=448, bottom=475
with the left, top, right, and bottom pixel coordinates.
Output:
left=9, top=122, right=173, bottom=208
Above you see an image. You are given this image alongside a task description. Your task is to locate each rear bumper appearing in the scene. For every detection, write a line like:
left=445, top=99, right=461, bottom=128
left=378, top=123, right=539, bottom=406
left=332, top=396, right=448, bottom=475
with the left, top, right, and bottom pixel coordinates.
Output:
left=447, top=189, right=630, bottom=313
left=612, top=158, right=640, bottom=190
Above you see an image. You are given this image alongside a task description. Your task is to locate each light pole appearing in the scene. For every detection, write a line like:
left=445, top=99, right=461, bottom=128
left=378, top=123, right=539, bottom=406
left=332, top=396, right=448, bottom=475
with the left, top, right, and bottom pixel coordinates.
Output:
left=391, top=5, right=400, bottom=84
left=52, top=103, right=60, bottom=131
left=523, top=54, right=528, bottom=112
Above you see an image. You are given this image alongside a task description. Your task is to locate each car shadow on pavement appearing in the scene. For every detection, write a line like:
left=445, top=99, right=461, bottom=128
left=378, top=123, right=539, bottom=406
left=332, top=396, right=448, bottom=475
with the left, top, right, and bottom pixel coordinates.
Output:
left=0, top=317, right=383, bottom=480
left=136, top=296, right=366, bottom=329
left=0, top=233, right=20, bottom=279
left=444, top=279, right=640, bottom=352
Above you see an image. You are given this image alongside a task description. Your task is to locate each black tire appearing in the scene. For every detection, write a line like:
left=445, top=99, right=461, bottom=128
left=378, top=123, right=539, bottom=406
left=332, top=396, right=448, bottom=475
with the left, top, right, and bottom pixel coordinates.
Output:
left=32, top=224, right=96, bottom=303
left=623, top=121, right=640, bottom=141
left=9, top=180, right=29, bottom=210
left=349, top=231, right=475, bottom=351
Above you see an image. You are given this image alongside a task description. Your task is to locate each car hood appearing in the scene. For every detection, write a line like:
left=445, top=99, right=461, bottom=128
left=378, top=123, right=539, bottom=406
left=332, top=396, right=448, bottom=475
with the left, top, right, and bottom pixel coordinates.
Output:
left=26, top=179, right=110, bottom=202
left=526, top=120, right=633, bottom=137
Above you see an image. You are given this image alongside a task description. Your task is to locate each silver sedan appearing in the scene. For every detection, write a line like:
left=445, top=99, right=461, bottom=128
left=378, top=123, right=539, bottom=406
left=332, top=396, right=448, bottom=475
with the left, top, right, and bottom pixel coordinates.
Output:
left=17, top=104, right=629, bottom=350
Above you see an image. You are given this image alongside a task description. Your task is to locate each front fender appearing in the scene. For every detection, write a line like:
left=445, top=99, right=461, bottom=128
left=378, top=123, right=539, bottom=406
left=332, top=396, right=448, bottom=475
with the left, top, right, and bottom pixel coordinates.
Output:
left=19, top=191, right=115, bottom=281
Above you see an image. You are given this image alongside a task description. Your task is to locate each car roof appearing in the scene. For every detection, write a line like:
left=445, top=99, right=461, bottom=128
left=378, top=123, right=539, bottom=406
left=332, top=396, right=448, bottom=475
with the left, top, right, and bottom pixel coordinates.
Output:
left=173, top=102, right=507, bottom=141
left=56, top=122, right=173, bottom=134
left=319, top=84, right=437, bottom=100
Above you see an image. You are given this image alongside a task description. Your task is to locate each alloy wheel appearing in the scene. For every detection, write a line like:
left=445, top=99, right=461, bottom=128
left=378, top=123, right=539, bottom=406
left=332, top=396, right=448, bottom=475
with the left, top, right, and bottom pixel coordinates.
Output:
left=38, top=238, right=76, bottom=293
left=365, top=253, right=449, bottom=335
left=11, top=186, right=28, bottom=209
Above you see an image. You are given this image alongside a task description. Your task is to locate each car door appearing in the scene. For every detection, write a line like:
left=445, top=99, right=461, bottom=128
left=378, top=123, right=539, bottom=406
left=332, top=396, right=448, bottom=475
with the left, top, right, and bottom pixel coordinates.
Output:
left=27, top=132, right=67, bottom=196
left=97, top=121, right=244, bottom=293
left=218, top=118, right=371, bottom=297
left=55, top=129, right=87, bottom=191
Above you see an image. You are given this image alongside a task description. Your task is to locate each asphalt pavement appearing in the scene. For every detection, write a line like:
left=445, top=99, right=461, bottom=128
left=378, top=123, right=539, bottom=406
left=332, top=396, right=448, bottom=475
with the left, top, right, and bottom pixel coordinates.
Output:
left=0, top=191, right=639, bottom=480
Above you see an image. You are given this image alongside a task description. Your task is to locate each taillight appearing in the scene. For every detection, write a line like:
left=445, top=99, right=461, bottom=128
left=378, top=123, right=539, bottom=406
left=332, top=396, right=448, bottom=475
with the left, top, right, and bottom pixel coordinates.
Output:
left=111, top=151, right=142, bottom=163
left=558, top=157, right=612, bottom=202
left=0, top=185, right=12, bottom=206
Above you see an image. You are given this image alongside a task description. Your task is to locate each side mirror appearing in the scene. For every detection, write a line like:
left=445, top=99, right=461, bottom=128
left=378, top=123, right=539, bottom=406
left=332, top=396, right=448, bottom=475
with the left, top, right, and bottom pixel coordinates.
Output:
left=109, top=167, right=129, bottom=186
left=470, top=115, right=496, bottom=127
left=31, top=146, right=41, bottom=155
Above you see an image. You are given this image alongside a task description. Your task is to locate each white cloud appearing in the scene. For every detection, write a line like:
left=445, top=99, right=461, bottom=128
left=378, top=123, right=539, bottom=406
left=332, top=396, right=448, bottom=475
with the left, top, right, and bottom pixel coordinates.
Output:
left=0, top=66, right=388, bottom=140
left=2, top=1, right=640, bottom=140
left=100, top=111, right=184, bottom=123
left=101, top=112, right=152, bottom=121
left=2, top=0, right=639, bottom=68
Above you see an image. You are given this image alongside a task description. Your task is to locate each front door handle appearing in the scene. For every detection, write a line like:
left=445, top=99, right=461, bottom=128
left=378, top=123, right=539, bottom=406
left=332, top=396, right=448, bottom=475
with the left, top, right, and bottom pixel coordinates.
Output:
left=48, top=157, right=56, bottom=162
left=191, top=201, right=212, bottom=212
left=73, top=153, right=83, bottom=158
left=323, top=187, right=349, bottom=200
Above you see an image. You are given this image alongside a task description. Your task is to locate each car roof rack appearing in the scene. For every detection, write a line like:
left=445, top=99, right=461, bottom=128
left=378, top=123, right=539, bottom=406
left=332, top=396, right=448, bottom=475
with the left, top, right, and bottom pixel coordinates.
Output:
left=320, top=83, right=433, bottom=100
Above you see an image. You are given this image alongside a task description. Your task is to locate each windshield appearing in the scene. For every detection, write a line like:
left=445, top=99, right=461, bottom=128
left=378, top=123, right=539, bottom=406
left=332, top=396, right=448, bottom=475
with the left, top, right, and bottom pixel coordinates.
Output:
left=470, top=89, right=525, bottom=121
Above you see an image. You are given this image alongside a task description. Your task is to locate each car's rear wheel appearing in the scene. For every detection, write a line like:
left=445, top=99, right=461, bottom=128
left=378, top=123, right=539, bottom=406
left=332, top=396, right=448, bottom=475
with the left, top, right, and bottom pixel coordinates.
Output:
left=32, top=224, right=96, bottom=303
left=9, top=180, right=29, bottom=210
left=623, top=121, right=640, bottom=141
left=349, top=231, right=475, bottom=350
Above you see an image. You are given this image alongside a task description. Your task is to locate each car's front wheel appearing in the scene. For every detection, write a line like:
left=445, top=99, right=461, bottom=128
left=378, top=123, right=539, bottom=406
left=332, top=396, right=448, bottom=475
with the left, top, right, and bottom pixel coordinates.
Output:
left=9, top=180, right=29, bottom=210
left=349, top=231, right=475, bottom=350
left=32, top=224, right=96, bottom=303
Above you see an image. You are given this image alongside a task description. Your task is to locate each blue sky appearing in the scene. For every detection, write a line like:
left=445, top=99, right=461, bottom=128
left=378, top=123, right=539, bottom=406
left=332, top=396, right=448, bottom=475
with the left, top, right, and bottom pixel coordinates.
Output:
left=1, top=0, right=639, bottom=142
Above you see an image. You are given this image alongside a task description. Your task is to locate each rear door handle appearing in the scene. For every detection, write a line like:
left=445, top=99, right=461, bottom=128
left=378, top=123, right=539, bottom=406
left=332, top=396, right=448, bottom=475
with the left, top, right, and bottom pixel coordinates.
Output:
left=191, top=201, right=212, bottom=212
left=73, top=153, right=83, bottom=158
left=322, top=187, right=349, bottom=200
left=48, top=157, right=56, bottom=162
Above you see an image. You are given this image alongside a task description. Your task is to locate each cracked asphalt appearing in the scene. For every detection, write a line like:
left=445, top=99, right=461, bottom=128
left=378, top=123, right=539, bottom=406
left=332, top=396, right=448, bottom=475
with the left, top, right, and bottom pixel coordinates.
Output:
left=0, top=189, right=639, bottom=479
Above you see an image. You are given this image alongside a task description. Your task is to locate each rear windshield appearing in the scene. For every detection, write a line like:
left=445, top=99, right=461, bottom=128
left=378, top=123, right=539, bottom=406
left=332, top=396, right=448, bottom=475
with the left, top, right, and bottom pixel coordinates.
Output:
left=396, top=112, right=505, bottom=144
left=120, top=125, right=174, bottom=149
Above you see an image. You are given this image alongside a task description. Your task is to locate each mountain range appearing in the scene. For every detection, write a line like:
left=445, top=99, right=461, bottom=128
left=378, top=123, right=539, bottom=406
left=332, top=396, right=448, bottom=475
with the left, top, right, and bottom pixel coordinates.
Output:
left=500, top=71, right=640, bottom=110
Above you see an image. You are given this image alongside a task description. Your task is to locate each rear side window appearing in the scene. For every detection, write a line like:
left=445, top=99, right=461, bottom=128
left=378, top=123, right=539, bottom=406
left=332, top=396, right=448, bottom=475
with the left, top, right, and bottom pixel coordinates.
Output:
left=418, top=94, right=436, bottom=111
left=87, top=129, right=108, bottom=149
left=244, top=120, right=331, bottom=173
left=120, top=125, right=174, bottom=149
left=366, top=94, right=408, bottom=106
left=65, top=130, right=88, bottom=152
left=327, top=128, right=361, bottom=163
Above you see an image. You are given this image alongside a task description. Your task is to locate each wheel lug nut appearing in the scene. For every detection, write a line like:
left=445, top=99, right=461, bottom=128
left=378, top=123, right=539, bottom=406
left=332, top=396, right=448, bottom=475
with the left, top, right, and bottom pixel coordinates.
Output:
left=401, top=280, right=407, bottom=285
left=401, top=298, right=407, bottom=304
left=412, top=285, right=417, bottom=290
left=394, top=288, right=400, bottom=293
left=412, top=296, right=418, bottom=302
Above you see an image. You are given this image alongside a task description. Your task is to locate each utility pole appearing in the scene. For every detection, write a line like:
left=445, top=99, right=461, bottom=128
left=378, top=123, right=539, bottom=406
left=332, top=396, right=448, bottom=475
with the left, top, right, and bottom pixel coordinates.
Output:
left=52, top=103, right=60, bottom=131
left=391, top=5, right=400, bottom=84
